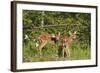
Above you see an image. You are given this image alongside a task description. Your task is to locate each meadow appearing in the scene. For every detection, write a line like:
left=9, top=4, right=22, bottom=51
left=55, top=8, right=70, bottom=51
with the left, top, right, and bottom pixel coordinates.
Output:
left=23, top=10, right=91, bottom=62
left=23, top=27, right=91, bottom=62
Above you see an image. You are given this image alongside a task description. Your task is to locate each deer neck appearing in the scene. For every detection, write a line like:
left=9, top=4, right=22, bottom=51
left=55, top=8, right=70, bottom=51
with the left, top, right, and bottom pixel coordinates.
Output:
left=67, top=36, right=74, bottom=45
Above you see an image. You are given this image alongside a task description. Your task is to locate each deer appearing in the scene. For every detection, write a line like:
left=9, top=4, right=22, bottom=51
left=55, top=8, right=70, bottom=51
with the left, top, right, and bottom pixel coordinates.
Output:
left=38, top=32, right=61, bottom=56
left=61, top=31, right=77, bottom=58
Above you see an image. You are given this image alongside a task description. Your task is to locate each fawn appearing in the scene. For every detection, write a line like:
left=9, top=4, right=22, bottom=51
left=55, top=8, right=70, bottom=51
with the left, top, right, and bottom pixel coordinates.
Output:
left=38, top=32, right=61, bottom=56
left=61, top=31, right=77, bottom=58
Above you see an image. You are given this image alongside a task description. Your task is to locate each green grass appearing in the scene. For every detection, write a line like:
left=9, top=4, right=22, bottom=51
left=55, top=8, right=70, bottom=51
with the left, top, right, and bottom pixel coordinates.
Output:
left=69, top=43, right=91, bottom=60
left=23, top=40, right=91, bottom=62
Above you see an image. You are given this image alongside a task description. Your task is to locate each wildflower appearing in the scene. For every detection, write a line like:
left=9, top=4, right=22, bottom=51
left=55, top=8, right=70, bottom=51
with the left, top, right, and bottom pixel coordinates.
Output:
left=35, top=42, right=39, bottom=47
left=24, top=34, right=29, bottom=40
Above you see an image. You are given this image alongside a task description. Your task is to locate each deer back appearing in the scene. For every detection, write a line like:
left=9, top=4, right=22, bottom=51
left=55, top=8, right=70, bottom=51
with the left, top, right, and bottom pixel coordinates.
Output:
left=38, top=32, right=52, bottom=43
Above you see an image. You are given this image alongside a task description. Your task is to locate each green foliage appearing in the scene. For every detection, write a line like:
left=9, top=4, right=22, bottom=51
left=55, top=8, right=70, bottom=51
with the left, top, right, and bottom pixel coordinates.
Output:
left=23, top=10, right=91, bottom=62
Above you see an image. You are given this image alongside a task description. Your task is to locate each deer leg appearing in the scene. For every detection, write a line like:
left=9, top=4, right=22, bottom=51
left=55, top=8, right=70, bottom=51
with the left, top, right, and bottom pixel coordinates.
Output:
left=62, top=43, right=66, bottom=58
left=62, top=47, right=65, bottom=58
left=38, top=41, right=47, bottom=56
left=65, top=47, right=70, bottom=58
left=67, top=48, right=70, bottom=58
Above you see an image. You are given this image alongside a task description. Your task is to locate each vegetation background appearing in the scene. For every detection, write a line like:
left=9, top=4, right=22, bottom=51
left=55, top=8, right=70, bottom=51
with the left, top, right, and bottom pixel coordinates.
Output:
left=23, top=10, right=91, bottom=62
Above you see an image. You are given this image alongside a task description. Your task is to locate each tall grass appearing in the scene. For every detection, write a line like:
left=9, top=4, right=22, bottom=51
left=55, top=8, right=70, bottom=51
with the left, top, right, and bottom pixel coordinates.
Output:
left=70, top=42, right=91, bottom=60
left=23, top=39, right=91, bottom=62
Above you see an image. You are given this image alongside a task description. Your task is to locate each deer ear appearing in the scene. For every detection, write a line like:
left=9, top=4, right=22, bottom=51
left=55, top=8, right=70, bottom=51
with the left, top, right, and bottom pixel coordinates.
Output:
left=58, top=32, right=61, bottom=35
left=69, top=31, right=72, bottom=35
left=74, top=31, right=77, bottom=34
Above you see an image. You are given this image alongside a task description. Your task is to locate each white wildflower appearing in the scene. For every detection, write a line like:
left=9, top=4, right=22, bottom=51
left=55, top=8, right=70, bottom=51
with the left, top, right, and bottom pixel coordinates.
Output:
left=25, top=34, right=29, bottom=40
left=35, top=42, right=39, bottom=47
